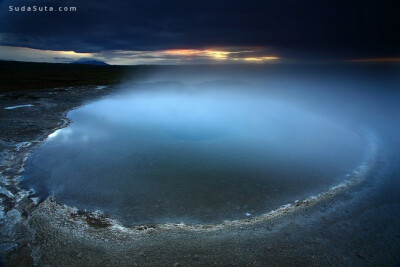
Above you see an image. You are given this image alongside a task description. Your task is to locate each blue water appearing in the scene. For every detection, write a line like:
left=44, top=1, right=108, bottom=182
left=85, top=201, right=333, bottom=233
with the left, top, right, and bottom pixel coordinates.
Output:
left=22, top=66, right=377, bottom=225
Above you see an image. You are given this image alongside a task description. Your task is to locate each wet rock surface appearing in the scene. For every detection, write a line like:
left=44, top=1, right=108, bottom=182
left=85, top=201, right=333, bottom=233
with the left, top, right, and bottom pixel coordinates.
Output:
left=0, top=85, right=115, bottom=265
left=1, top=85, right=400, bottom=266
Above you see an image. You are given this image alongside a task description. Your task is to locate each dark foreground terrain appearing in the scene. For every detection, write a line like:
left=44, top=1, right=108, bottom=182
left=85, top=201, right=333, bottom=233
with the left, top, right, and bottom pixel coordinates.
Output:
left=0, top=60, right=154, bottom=92
left=0, top=62, right=400, bottom=266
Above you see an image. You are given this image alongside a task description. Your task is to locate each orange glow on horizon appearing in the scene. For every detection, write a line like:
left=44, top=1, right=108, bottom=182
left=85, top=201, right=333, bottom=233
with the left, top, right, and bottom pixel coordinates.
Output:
left=163, top=49, right=231, bottom=59
left=163, top=49, right=204, bottom=56
left=161, top=48, right=279, bottom=62
left=240, top=56, right=280, bottom=62
left=204, top=50, right=231, bottom=60
left=351, top=58, right=400, bottom=62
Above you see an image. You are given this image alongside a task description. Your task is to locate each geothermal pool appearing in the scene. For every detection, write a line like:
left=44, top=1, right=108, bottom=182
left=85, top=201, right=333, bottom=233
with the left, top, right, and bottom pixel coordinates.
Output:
left=23, top=83, right=365, bottom=225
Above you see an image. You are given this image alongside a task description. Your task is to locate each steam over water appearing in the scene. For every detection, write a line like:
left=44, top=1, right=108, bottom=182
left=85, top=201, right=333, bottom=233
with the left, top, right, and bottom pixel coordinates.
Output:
left=23, top=64, right=400, bottom=225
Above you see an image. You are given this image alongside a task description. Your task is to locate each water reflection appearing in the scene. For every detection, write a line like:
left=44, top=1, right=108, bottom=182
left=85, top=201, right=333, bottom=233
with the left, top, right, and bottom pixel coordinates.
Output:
left=23, top=72, right=368, bottom=225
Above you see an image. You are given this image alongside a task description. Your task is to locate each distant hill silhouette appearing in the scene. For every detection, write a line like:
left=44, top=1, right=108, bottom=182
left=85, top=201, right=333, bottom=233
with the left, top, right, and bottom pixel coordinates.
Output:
left=71, top=59, right=109, bottom=66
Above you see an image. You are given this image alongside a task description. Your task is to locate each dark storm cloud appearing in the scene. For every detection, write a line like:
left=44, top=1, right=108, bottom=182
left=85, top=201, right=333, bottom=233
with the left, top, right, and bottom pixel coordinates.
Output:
left=0, top=0, right=399, bottom=59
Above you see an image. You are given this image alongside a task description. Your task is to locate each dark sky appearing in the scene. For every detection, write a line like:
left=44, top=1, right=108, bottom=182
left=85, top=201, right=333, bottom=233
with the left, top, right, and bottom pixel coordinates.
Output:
left=0, top=0, right=399, bottom=61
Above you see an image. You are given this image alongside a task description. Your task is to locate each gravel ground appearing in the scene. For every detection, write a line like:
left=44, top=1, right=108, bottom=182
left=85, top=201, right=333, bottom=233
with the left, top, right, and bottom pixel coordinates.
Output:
left=1, top=86, right=399, bottom=266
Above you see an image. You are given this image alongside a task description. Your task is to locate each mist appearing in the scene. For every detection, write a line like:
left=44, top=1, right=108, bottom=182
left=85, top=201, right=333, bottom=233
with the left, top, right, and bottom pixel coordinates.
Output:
left=23, top=63, right=400, bottom=225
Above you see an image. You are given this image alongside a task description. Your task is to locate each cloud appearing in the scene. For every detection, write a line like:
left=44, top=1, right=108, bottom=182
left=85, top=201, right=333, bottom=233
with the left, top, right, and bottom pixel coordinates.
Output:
left=0, top=45, right=281, bottom=64
left=0, top=45, right=94, bottom=62
left=98, top=47, right=280, bottom=64
left=0, top=0, right=399, bottom=60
